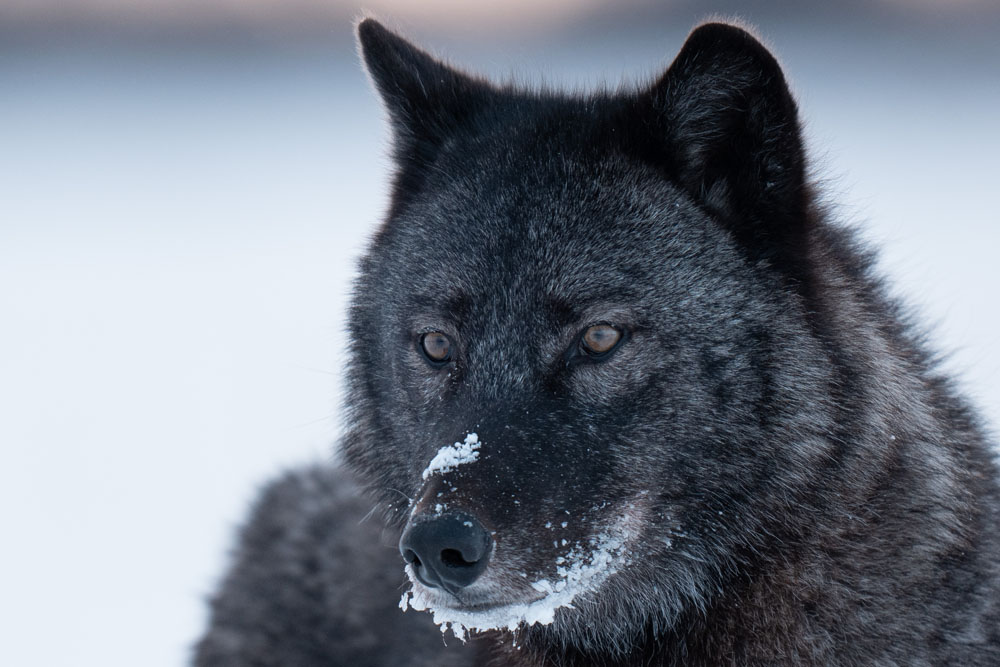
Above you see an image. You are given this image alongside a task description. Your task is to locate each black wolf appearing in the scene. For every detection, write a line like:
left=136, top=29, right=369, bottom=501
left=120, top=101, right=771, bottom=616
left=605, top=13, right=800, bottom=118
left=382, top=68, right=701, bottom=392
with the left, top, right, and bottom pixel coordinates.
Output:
left=195, top=20, right=1000, bottom=666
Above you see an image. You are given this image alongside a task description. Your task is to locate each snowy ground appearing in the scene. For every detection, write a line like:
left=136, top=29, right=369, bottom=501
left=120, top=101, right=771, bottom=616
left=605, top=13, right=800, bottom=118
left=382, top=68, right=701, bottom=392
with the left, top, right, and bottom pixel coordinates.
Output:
left=1, top=13, right=997, bottom=667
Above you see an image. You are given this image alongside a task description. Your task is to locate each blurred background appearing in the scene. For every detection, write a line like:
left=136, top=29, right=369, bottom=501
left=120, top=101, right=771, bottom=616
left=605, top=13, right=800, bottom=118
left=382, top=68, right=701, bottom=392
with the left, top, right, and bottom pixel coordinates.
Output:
left=1, top=1, right=998, bottom=665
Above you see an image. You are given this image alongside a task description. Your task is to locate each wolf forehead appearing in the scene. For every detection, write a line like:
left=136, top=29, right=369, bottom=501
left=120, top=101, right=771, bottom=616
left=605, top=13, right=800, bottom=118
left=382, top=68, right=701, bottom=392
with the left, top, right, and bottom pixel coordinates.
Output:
left=374, top=115, right=693, bottom=261
left=365, top=117, right=740, bottom=320
left=374, top=94, right=714, bottom=249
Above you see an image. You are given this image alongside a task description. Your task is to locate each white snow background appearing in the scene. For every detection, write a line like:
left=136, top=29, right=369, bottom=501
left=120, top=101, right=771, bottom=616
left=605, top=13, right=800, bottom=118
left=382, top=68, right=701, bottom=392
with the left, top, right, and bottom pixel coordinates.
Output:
left=1, top=4, right=998, bottom=666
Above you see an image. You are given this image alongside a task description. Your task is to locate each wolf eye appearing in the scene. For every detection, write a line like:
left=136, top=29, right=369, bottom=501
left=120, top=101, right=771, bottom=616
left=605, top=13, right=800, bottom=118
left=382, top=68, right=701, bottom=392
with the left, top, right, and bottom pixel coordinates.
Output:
left=580, top=324, right=622, bottom=357
left=420, top=332, right=453, bottom=364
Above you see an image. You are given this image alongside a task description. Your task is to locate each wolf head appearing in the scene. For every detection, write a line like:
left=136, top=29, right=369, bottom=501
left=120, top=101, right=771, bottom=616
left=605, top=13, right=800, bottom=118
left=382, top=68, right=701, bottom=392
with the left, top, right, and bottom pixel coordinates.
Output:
left=345, top=19, right=841, bottom=654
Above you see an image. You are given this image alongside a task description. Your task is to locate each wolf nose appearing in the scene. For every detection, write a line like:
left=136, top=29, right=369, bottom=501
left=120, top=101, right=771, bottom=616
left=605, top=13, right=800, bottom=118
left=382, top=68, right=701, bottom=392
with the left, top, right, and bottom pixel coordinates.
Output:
left=399, top=512, right=492, bottom=592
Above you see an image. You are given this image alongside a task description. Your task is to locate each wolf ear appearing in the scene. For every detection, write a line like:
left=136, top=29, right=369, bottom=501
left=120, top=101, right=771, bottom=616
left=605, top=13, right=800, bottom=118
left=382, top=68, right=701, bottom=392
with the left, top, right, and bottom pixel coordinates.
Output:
left=648, top=23, right=807, bottom=263
left=357, top=19, right=489, bottom=163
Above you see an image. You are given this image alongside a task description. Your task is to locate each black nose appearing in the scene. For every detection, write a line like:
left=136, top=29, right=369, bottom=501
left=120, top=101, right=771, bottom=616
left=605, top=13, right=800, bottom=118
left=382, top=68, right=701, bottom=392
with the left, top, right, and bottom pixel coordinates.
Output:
left=399, top=512, right=492, bottom=593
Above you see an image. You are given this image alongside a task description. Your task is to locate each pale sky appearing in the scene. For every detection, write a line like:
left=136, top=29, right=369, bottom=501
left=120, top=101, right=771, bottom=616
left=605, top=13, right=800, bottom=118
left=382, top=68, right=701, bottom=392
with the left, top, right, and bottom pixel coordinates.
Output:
left=3, top=0, right=611, bottom=29
left=3, top=0, right=996, bottom=32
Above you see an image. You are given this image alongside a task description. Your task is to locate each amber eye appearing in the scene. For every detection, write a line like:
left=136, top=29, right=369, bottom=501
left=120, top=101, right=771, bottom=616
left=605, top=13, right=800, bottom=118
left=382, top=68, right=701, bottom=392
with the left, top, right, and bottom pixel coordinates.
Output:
left=420, top=332, right=453, bottom=364
left=581, top=324, right=622, bottom=356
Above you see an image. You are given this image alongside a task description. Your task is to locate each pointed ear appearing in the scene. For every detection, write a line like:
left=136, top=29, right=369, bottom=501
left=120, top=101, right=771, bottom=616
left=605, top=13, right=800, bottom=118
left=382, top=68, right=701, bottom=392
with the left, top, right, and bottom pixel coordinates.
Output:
left=649, top=23, right=808, bottom=262
left=357, top=19, right=490, bottom=162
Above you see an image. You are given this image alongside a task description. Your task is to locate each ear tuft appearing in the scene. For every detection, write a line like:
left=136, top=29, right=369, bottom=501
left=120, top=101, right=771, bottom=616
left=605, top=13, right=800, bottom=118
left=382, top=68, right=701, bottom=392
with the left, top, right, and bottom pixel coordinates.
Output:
left=357, top=18, right=440, bottom=110
left=356, top=19, right=488, bottom=158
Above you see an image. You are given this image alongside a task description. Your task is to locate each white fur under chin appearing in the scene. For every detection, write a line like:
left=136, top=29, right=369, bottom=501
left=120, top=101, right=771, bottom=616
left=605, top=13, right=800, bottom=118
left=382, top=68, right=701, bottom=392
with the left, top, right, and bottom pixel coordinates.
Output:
left=398, top=506, right=644, bottom=641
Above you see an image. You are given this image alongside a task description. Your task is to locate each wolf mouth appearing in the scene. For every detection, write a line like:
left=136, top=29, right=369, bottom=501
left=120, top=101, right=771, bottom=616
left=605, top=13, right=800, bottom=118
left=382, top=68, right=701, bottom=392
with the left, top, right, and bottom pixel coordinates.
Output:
left=400, top=573, right=546, bottom=613
left=399, top=502, right=646, bottom=640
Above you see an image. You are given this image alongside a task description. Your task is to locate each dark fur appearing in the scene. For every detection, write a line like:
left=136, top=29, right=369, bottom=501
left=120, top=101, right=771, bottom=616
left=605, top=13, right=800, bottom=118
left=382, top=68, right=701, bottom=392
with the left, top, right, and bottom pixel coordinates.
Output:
left=195, top=20, right=1000, bottom=666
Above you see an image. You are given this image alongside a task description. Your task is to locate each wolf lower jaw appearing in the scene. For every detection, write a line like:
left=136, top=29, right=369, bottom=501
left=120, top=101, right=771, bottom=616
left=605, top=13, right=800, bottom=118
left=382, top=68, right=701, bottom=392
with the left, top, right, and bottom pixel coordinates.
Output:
left=400, top=575, right=567, bottom=639
left=400, top=575, right=549, bottom=635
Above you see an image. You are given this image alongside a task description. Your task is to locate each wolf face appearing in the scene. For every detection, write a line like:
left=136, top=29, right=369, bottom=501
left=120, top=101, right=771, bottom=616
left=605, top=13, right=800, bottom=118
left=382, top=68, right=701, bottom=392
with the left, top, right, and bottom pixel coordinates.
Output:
left=193, top=18, right=998, bottom=667
left=345, top=20, right=844, bottom=650
left=336, top=19, right=1000, bottom=665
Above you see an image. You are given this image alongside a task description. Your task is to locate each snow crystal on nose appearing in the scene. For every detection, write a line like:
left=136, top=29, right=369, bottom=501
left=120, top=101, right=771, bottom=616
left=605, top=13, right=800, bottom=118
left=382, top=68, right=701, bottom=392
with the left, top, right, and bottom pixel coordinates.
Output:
left=421, top=433, right=481, bottom=480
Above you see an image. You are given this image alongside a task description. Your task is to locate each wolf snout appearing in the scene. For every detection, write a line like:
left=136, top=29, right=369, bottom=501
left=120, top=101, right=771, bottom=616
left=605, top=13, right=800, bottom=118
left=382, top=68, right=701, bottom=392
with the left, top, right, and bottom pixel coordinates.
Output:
left=399, top=512, right=492, bottom=593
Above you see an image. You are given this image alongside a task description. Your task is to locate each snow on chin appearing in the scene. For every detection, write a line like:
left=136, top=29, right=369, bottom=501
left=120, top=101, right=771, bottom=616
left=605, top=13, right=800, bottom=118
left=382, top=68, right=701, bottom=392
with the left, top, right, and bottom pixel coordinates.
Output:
left=399, top=518, right=636, bottom=641
left=421, top=432, right=480, bottom=481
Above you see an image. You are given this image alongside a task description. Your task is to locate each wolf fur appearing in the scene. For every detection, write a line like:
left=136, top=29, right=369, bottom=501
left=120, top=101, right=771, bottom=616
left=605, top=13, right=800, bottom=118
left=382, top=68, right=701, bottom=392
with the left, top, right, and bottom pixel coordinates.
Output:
left=194, top=20, right=1000, bottom=666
